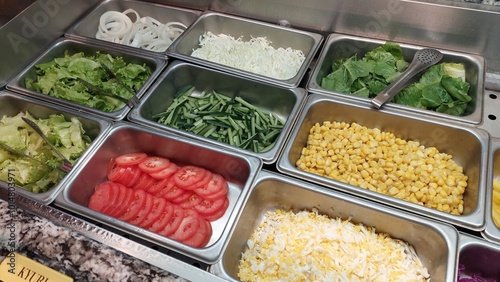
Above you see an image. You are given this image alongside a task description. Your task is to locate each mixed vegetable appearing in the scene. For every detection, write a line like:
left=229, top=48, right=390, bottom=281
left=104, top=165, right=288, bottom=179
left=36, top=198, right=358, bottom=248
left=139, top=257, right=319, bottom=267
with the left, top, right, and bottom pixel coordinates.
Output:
left=320, top=42, right=472, bottom=116
left=0, top=112, right=91, bottom=193
left=153, top=86, right=285, bottom=153
left=88, top=152, right=230, bottom=248
left=25, top=51, right=152, bottom=112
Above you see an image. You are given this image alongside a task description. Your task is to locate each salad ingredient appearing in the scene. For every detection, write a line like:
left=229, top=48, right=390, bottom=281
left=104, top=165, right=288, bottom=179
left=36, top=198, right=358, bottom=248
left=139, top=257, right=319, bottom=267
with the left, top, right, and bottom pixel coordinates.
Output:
left=25, top=51, right=152, bottom=112
left=0, top=112, right=91, bottom=193
left=237, top=209, right=430, bottom=281
left=191, top=31, right=305, bottom=80
left=89, top=152, right=232, bottom=247
left=154, top=86, right=285, bottom=153
left=457, top=264, right=495, bottom=282
left=96, top=9, right=187, bottom=52
left=320, top=42, right=472, bottom=116
left=296, top=121, right=467, bottom=215
left=493, top=178, right=500, bottom=227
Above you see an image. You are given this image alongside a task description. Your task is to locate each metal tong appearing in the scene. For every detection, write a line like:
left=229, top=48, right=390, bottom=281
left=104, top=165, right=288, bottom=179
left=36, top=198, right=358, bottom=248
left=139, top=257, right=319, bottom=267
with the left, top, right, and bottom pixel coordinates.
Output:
left=371, top=48, right=443, bottom=109
left=21, top=117, right=73, bottom=173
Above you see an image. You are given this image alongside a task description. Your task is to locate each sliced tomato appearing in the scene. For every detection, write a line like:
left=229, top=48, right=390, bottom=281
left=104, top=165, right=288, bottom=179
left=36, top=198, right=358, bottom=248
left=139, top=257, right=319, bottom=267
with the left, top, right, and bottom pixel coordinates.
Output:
left=168, top=209, right=200, bottom=242
left=170, top=191, right=196, bottom=205
left=183, top=170, right=212, bottom=191
left=160, top=184, right=187, bottom=202
left=203, top=197, right=229, bottom=222
left=115, top=152, right=148, bottom=166
left=194, top=173, right=228, bottom=199
left=115, top=166, right=142, bottom=188
left=182, top=217, right=209, bottom=248
left=146, top=178, right=170, bottom=195
left=158, top=205, right=185, bottom=237
left=119, top=189, right=148, bottom=222
left=200, top=219, right=213, bottom=247
left=138, top=156, right=170, bottom=174
left=107, top=163, right=126, bottom=182
left=154, top=179, right=176, bottom=197
left=139, top=197, right=168, bottom=229
left=89, top=182, right=117, bottom=214
left=150, top=162, right=179, bottom=180
left=177, top=192, right=203, bottom=209
left=129, top=192, right=155, bottom=226
left=194, top=196, right=227, bottom=218
left=148, top=201, right=175, bottom=233
left=172, top=165, right=208, bottom=190
left=109, top=184, right=135, bottom=218
left=132, top=173, right=156, bottom=191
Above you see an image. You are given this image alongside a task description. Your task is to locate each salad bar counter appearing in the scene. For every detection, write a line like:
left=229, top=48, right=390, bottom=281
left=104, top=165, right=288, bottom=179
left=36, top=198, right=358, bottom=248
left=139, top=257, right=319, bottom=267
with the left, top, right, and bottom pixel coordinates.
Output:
left=1, top=0, right=500, bottom=281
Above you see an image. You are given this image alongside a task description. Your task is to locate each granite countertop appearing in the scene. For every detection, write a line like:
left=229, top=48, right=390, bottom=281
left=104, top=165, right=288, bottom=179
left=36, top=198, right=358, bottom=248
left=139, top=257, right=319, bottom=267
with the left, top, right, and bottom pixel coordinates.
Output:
left=0, top=199, right=188, bottom=282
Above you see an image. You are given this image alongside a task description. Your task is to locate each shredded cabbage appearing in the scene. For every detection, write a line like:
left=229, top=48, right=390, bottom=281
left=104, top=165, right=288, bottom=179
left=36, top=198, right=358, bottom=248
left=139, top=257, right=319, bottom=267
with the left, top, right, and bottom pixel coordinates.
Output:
left=191, top=31, right=306, bottom=80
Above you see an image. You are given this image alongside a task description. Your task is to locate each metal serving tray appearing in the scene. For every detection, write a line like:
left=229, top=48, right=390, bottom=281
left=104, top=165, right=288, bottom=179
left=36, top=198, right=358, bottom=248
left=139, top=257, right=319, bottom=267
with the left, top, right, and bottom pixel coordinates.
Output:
left=7, top=37, right=166, bottom=121
left=54, top=121, right=262, bottom=264
left=0, top=91, right=111, bottom=204
left=482, top=138, right=500, bottom=244
left=211, top=170, right=459, bottom=282
left=277, top=93, right=490, bottom=231
left=307, top=33, right=485, bottom=125
left=166, top=11, right=323, bottom=88
left=65, top=0, right=201, bottom=57
left=128, top=60, right=306, bottom=164
left=458, top=232, right=500, bottom=280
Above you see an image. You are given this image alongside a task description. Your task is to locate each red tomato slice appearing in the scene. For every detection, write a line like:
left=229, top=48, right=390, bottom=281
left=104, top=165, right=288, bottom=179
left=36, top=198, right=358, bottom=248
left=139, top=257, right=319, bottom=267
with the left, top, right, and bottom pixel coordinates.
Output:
left=109, top=184, right=135, bottom=218
left=194, top=196, right=227, bottom=216
left=150, top=162, right=179, bottom=180
left=101, top=182, right=124, bottom=215
left=160, top=184, right=187, bottom=202
left=119, top=189, right=148, bottom=222
left=154, top=179, right=176, bottom=197
left=115, top=166, right=142, bottom=188
left=158, top=205, right=185, bottom=237
left=139, top=197, right=168, bottom=229
left=177, top=193, right=203, bottom=209
left=148, top=201, right=175, bottom=233
left=172, top=165, right=208, bottom=190
left=168, top=209, right=200, bottom=242
left=115, top=152, right=148, bottom=166
left=89, top=182, right=117, bottom=214
left=200, top=219, right=213, bottom=247
left=203, top=197, right=229, bottom=222
left=194, top=173, right=228, bottom=199
left=107, top=164, right=126, bottom=182
left=132, top=173, right=156, bottom=191
left=146, top=178, right=169, bottom=195
left=182, top=217, right=209, bottom=248
left=183, top=170, right=212, bottom=191
left=129, top=192, right=155, bottom=226
left=138, top=156, right=171, bottom=174
left=170, top=191, right=196, bottom=205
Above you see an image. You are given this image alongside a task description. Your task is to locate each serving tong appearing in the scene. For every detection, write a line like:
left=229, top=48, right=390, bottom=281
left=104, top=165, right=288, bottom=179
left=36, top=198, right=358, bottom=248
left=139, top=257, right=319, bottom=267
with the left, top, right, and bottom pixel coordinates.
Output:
left=371, top=48, right=443, bottom=109
left=76, top=62, right=139, bottom=108
left=21, top=117, right=73, bottom=173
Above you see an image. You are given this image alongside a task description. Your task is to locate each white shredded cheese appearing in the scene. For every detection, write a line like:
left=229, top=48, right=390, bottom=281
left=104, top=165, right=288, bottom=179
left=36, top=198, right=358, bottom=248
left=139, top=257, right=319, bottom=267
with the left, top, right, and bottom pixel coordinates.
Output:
left=237, top=209, right=431, bottom=282
left=190, top=31, right=306, bottom=80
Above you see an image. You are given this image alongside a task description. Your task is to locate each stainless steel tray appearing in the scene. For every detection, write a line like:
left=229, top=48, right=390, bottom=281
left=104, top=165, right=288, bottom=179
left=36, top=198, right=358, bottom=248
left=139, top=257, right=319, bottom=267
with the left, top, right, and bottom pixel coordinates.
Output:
left=458, top=232, right=500, bottom=280
left=482, top=137, right=500, bottom=244
left=166, top=11, right=323, bottom=88
left=211, top=170, right=459, bottom=282
left=277, top=93, right=490, bottom=231
left=54, top=121, right=262, bottom=264
left=307, top=33, right=485, bottom=125
left=65, top=0, right=201, bottom=58
left=0, top=90, right=111, bottom=204
left=128, top=60, right=306, bottom=164
left=7, top=37, right=166, bottom=121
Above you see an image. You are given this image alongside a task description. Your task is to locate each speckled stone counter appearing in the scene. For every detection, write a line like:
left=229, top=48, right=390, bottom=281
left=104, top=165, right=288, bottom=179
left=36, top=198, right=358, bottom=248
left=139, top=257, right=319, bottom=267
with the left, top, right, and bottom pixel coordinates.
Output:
left=0, top=200, right=188, bottom=282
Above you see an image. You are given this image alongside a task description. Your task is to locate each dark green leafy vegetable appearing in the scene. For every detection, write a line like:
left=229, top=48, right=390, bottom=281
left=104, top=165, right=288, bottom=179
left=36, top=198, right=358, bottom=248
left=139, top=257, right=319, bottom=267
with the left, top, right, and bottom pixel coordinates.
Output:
left=153, top=86, right=284, bottom=153
left=321, top=42, right=473, bottom=116
left=25, top=51, right=152, bottom=112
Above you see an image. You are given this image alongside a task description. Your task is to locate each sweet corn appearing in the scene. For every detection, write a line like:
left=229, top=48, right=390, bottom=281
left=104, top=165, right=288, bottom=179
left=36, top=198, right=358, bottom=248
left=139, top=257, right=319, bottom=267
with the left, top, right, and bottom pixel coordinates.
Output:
left=296, top=121, right=467, bottom=215
left=493, top=178, right=500, bottom=228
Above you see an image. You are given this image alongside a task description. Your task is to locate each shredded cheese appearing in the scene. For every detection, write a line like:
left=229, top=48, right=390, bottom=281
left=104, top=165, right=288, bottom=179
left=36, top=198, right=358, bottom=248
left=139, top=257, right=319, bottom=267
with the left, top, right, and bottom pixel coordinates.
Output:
left=191, top=31, right=306, bottom=80
left=237, top=209, right=431, bottom=282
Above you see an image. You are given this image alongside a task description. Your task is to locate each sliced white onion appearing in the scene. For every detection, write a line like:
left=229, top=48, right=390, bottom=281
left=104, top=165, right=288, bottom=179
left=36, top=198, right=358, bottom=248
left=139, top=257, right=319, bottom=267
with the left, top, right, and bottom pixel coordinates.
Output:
left=95, top=9, right=187, bottom=52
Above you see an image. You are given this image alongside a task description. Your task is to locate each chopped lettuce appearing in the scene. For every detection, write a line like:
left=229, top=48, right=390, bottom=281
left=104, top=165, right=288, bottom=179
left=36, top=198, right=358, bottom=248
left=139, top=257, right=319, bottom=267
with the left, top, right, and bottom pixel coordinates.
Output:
left=25, top=51, right=152, bottom=112
left=0, top=112, right=91, bottom=193
left=321, top=42, right=473, bottom=116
